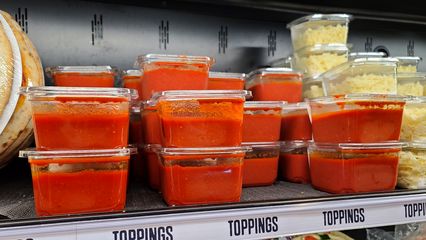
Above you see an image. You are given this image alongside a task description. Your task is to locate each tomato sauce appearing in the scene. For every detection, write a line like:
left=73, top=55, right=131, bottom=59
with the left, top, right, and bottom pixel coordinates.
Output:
left=30, top=157, right=128, bottom=216
left=208, top=77, right=244, bottom=90
left=309, top=151, right=399, bottom=193
left=141, top=62, right=209, bottom=100
left=161, top=158, right=243, bottom=206
left=141, top=106, right=162, bottom=144
left=243, top=113, right=281, bottom=142
left=249, top=81, right=302, bottom=102
left=311, top=108, right=403, bottom=143
left=280, top=152, right=310, bottom=184
left=159, top=99, right=244, bottom=147
left=243, top=157, right=278, bottom=187
left=123, top=76, right=142, bottom=100
left=53, top=73, right=115, bottom=87
left=280, top=111, right=312, bottom=141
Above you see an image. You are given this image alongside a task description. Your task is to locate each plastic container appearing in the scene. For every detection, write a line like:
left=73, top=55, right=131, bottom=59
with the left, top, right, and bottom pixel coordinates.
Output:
left=270, top=55, right=293, bottom=68
left=141, top=101, right=161, bottom=144
left=242, top=142, right=280, bottom=187
left=243, top=101, right=285, bottom=142
left=157, top=147, right=248, bottom=206
left=401, top=97, right=426, bottom=141
left=136, top=54, right=213, bottom=100
left=348, top=52, right=386, bottom=60
left=245, top=68, right=303, bottom=102
left=397, top=73, right=426, bottom=96
left=320, top=58, right=399, bottom=96
left=279, top=141, right=310, bottom=184
left=122, top=70, right=143, bottom=100
left=396, top=56, right=422, bottom=73
left=154, top=90, right=250, bottom=147
left=46, top=66, right=116, bottom=87
left=308, top=94, right=406, bottom=143
left=287, top=14, right=352, bottom=51
left=398, top=142, right=426, bottom=189
left=129, top=103, right=144, bottom=180
left=293, top=44, right=349, bottom=77
left=302, top=76, right=324, bottom=98
left=20, top=148, right=133, bottom=216
left=280, top=102, right=312, bottom=141
left=20, top=87, right=138, bottom=150
left=308, top=142, right=404, bottom=194
left=208, top=72, right=245, bottom=90
left=144, top=144, right=161, bottom=190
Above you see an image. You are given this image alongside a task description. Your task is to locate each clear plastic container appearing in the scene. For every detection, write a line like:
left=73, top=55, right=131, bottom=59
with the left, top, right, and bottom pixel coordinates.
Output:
left=270, top=55, right=293, bottom=68
left=242, top=142, right=280, bottom=187
left=153, top=90, right=251, bottom=147
left=129, top=103, right=144, bottom=180
left=396, top=56, right=422, bottom=73
left=401, top=97, right=426, bottom=141
left=144, top=144, right=162, bottom=190
left=46, top=66, right=117, bottom=87
left=320, top=58, right=399, bottom=95
left=245, top=68, right=303, bottom=102
left=308, top=142, right=404, bottom=193
left=397, top=73, right=426, bottom=96
left=208, top=72, right=245, bottom=90
left=20, top=148, right=134, bottom=216
left=243, top=101, right=285, bottom=142
left=141, top=100, right=161, bottom=144
left=287, top=14, right=352, bottom=51
left=308, top=94, right=406, bottom=143
left=136, top=54, right=214, bottom=100
left=302, top=76, right=324, bottom=98
left=20, top=86, right=138, bottom=150
left=157, top=146, right=248, bottom=206
left=279, top=141, right=310, bottom=184
left=122, top=69, right=143, bottom=100
left=348, top=52, right=386, bottom=60
left=398, top=142, right=426, bottom=189
left=293, top=44, right=349, bottom=77
left=280, top=102, right=312, bottom=141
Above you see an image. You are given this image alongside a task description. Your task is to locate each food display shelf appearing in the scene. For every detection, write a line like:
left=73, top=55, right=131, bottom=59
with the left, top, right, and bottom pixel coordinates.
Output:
left=1, top=160, right=426, bottom=240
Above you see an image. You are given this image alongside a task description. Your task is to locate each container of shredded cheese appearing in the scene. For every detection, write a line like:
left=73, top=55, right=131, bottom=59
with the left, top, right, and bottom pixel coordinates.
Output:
left=287, top=14, right=352, bottom=51
left=397, top=72, right=426, bottom=96
left=396, top=56, right=422, bottom=73
left=401, top=97, right=426, bottom=141
left=398, top=142, right=426, bottom=189
left=293, top=44, right=349, bottom=78
left=303, top=76, right=324, bottom=98
left=348, top=52, right=386, bottom=60
left=321, top=57, right=399, bottom=95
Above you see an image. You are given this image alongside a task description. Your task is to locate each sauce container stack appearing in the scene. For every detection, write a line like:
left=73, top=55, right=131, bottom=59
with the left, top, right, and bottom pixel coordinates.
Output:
left=19, top=86, right=138, bottom=216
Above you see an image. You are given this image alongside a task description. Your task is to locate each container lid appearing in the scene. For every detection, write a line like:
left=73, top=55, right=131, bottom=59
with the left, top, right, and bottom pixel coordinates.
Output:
left=403, top=141, right=426, bottom=150
left=280, top=140, right=311, bottom=150
left=397, top=72, right=426, bottom=81
left=122, top=69, right=142, bottom=77
left=270, top=55, right=293, bottom=68
left=20, top=86, right=139, bottom=101
left=19, top=148, right=137, bottom=159
left=282, top=102, right=308, bottom=111
left=309, top=141, right=406, bottom=151
left=137, top=54, right=214, bottom=66
left=159, top=146, right=250, bottom=156
left=143, top=144, right=162, bottom=152
left=209, top=72, right=245, bottom=80
left=45, top=66, right=116, bottom=77
left=242, top=142, right=281, bottom=150
left=307, top=93, right=407, bottom=104
left=395, top=56, right=423, bottom=64
left=151, top=90, right=252, bottom=102
left=286, top=14, right=353, bottom=29
left=130, top=100, right=142, bottom=113
left=244, top=101, right=286, bottom=109
left=295, top=43, right=350, bottom=55
left=245, top=68, right=303, bottom=86
left=348, top=52, right=386, bottom=60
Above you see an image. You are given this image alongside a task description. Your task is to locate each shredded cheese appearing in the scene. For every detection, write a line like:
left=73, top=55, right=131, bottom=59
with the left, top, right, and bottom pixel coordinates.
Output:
left=293, top=24, right=348, bottom=50
left=398, top=149, right=426, bottom=189
left=296, top=53, right=347, bottom=77
left=328, top=74, right=396, bottom=95
left=401, top=103, right=426, bottom=141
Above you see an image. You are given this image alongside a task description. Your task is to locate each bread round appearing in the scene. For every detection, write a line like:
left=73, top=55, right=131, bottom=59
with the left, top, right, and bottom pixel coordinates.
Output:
left=0, top=18, right=13, bottom=118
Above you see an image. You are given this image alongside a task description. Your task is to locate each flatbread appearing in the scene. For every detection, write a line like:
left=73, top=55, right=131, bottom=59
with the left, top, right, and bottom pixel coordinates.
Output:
left=0, top=11, right=44, bottom=168
left=0, top=18, right=13, bottom=117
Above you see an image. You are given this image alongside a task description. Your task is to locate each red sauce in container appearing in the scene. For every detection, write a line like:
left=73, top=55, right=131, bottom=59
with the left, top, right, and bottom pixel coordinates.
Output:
left=243, top=102, right=283, bottom=142
left=280, top=104, right=312, bottom=141
left=279, top=142, right=310, bottom=184
left=123, top=73, right=142, bottom=100
left=54, top=73, right=115, bottom=87
left=243, top=157, right=278, bottom=187
left=208, top=72, right=245, bottom=90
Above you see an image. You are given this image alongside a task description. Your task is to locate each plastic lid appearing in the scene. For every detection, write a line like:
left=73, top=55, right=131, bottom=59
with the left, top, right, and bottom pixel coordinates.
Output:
left=159, top=146, right=250, bottom=156
left=244, top=101, right=286, bottom=109
left=19, top=148, right=137, bottom=159
left=282, top=102, right=308, bottom=111
left=20, top=86, right=139, bottom=101
left=45, top=66, right=116, bottom=77
left=130, top=100, right=142, bottom=113
left=270, top=56, right=293, bottom=68
left=245, top=68, right=303, bottom=85
left=404, top=141, right=426, bottom=150
left=351, top=57, right=399, bottom=65
left=294, top=43, right=350, bottom=55
left=209, top=72, right=245, bottom=80
left=137, top=54, right=214, bottom=66
left=151, top=90, right=252, bottom=102
left=308, top=93, right=407, bottom=103
left=242, top=142, right=280, bottom=150
left=280, top=140, right=311, bottom=150
left=349, top=52, right=386, bottom=60
left=395, top=56, right=423, bottom=64
left=397, top=72, right=426, bottom=81
left=122, top=69, right=142, bottom=77
left=143, top=144, right=162, bottom=152
left=286, top=13, right=353, bottom=29
left=310, top=141, right=406, bottom=151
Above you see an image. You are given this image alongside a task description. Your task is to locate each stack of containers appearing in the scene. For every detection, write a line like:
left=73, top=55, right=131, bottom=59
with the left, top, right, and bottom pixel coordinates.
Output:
left=19, top=86, right=137, bottom=216
left=287, top=14, right=352, bottom=99
left=137, top=54, right=251, bottom=206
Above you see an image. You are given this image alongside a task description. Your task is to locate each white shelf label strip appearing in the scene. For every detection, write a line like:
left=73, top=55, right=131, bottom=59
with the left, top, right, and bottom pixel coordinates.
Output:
left=3, top=193, right=426, bottom=240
